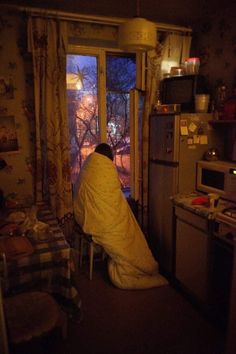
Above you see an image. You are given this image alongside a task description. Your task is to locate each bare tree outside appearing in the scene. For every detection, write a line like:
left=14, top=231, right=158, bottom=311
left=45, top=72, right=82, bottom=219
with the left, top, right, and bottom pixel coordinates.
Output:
left=106, top=54, right=136, bottom=190
left=66, top=53, right=136, bottom=191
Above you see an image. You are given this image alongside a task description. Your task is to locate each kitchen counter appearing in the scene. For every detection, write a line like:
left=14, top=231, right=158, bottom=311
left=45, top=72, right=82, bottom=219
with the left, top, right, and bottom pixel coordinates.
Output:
left=171, top=192, right=228, bottom=220
left=173, top=192, right=234, bottom=318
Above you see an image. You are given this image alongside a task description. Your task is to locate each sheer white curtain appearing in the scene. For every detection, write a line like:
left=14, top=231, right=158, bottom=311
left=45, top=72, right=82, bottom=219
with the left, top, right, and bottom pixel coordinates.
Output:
left=141, top=43, right=164, bottom=233
left=161, top=32, right=192, bottom=77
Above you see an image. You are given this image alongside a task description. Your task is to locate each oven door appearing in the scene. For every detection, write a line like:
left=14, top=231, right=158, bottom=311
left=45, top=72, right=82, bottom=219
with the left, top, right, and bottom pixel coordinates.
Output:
left=214, top=212, right=236, bottom=246
left=210, top=217, right=234, bottom=323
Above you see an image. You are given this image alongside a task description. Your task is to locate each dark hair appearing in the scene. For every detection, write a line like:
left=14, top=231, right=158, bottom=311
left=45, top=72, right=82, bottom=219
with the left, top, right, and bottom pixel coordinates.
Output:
left=95, top=143, right=113, bottom=161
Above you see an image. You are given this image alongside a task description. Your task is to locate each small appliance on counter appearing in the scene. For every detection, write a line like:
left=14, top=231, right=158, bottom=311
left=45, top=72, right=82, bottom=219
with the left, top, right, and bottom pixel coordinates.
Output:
left=196, top=160, right=236, bottom=203
left=160, top=74, right=209, bottom=112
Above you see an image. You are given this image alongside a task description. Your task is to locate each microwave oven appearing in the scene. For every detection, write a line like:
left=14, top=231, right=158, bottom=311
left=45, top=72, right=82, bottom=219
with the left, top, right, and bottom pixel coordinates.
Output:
left=196, top=160, right=236, bottom=202
left=160, top=75, right=209, bottom=112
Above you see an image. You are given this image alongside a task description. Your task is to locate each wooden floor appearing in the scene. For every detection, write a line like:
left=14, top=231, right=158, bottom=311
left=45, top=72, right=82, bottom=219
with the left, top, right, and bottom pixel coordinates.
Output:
left=12, top=260, right=227, bottom=354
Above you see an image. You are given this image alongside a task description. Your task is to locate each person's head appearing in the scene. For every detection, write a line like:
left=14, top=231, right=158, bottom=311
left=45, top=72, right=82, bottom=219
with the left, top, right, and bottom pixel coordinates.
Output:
left=95, top=143, right=113, bottom=161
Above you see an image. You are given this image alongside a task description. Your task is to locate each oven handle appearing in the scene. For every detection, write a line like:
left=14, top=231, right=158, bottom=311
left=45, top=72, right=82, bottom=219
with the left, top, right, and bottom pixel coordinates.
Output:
left=215, top=216, right=236, bottom=230
left=212, top=233, right=234, bottom=253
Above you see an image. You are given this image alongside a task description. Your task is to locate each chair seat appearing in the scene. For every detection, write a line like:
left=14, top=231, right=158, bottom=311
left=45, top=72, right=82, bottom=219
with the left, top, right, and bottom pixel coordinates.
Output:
left=4, top=291, right=63, bottom=344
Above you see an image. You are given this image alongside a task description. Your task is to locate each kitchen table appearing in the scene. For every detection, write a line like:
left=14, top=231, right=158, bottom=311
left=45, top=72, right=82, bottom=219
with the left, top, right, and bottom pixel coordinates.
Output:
left=0, top=202, right=82, bottom=321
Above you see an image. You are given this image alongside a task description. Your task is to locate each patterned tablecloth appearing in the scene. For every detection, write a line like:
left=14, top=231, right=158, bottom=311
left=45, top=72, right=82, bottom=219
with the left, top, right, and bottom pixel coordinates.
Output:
left=1, top=203, right=81, bottom=320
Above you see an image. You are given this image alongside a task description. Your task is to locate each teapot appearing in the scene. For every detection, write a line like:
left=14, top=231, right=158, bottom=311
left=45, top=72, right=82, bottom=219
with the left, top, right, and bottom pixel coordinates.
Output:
left=204, top=148, right=220, bottom=161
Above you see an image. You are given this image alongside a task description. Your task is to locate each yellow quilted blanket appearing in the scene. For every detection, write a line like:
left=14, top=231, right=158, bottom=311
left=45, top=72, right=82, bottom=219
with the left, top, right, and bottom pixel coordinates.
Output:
left=73, top=152, right=168, bottom=289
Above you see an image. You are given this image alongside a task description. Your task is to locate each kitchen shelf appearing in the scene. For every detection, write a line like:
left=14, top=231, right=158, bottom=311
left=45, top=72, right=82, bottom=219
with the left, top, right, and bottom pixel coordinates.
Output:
left=209, top=120, right=236, bottom=125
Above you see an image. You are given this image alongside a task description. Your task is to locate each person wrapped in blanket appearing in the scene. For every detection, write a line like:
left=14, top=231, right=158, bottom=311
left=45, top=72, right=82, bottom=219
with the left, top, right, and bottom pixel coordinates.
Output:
left=73, top=143, right=168, bottom=289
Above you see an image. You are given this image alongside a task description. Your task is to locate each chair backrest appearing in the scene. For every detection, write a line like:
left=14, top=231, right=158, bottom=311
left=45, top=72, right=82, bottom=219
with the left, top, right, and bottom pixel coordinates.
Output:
left=0, top=253, right=9, bottom=354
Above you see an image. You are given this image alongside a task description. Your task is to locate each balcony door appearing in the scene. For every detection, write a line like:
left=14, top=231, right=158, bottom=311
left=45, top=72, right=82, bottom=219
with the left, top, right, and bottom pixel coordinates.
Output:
left=66, top=47, right=140, bottom=198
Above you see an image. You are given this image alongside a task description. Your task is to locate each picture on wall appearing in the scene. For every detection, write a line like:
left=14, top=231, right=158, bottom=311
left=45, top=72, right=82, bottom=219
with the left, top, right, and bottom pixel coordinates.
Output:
left=0, top=115, right=19, bottom=153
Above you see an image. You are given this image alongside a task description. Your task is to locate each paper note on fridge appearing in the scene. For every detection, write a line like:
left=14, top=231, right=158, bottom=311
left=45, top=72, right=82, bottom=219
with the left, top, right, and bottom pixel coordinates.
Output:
left=188, top=122, right=197, bottom=133
left=199, top=135, right=208, bottom=144
left=180, top=120, right=188, bottom=135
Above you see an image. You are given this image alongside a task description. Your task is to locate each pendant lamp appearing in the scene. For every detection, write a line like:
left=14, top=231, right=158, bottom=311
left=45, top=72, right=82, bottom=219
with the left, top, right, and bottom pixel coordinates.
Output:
left=118, top=0, right=157, bottom=52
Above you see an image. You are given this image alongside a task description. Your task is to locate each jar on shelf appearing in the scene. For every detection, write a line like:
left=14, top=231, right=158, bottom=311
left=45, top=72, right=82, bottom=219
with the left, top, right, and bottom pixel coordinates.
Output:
left=184, top=57, right=200, bottom=75
left=215, top=85, right=227, bottom=119
left=222, top=94, right=236, bottom=120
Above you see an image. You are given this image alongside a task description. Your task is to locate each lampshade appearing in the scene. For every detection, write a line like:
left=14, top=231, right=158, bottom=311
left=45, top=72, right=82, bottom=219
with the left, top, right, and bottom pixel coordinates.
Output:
left=118, top=17, right=157, bottom=52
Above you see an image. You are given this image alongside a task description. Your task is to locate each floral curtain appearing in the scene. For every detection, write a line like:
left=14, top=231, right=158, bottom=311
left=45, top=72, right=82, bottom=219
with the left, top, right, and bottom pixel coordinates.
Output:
left=27, top=17, right=73, bottom=238
left=141, top=42, right=164, bottom=234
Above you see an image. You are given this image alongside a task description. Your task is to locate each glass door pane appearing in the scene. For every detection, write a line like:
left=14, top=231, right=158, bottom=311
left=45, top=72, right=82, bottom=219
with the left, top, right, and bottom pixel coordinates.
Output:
left=66, top=54, right=99, bottom=185
left=106, top=54, right=136, bottom=194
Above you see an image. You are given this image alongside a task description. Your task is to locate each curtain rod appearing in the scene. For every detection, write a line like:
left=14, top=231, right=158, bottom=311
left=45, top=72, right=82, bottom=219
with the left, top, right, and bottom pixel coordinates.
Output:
left=0, top=4, right=192, bottom=33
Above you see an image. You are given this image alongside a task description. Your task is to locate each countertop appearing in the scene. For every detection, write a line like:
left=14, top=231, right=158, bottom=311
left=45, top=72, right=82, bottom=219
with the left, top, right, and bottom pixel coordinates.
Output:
left=171, top=193, right=229, bottom=219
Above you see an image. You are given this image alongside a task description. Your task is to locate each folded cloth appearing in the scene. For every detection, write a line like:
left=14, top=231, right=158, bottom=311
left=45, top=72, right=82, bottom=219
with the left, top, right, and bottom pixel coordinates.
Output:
left=0, top=236, right=34, bottom=260
left=74, top=152, right=168, bottom=289
left=191, top=196, right=209, bottom=206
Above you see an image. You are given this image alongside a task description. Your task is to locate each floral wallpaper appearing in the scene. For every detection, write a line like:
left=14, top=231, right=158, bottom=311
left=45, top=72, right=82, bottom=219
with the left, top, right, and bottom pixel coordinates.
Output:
left=191, top=3, right=236, bottom=101
left=0, top=13, right=34, bottom=208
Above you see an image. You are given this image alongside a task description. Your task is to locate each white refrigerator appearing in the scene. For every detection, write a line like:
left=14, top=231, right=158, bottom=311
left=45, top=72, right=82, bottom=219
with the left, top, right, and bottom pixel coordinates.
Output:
left=148, top=112, right=223, bottom=276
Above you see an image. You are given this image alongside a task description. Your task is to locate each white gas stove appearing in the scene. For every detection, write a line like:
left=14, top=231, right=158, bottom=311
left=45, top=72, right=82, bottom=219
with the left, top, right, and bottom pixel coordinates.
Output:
left=214, top=203, right=236, bottom=247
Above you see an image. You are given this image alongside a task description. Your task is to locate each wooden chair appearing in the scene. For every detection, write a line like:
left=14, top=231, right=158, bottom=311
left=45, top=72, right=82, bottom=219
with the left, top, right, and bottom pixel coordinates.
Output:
left=73, top=224, right=106, bottom=280
left=0, top=253, right=67, bottom=354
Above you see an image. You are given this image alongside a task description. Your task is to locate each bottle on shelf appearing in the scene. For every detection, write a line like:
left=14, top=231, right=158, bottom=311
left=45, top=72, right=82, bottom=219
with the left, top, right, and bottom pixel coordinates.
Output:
left=222, top=87, right=236, bottom=121
left=215, top=85, right=227, bottom=120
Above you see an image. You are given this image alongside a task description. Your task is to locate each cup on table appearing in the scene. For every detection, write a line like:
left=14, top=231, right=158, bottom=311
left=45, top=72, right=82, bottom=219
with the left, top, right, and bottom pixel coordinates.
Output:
left=195, top=94, right=210, bottom=113
left=208, top=193, right=220, bottom=209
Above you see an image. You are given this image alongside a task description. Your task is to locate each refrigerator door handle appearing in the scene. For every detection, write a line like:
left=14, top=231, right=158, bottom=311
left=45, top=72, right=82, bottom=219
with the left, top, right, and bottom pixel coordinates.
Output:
left=150, top=159, right=179, bottom=167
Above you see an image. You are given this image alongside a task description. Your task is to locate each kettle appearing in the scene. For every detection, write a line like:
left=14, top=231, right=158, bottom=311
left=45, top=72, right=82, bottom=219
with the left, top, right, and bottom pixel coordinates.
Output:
left=204, top=148, right=220, bottom=161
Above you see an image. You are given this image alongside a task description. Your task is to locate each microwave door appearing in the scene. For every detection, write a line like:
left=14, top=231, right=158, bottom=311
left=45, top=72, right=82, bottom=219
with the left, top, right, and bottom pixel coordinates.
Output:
left=196, top=161, right=236, bottom=199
